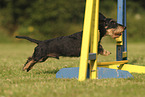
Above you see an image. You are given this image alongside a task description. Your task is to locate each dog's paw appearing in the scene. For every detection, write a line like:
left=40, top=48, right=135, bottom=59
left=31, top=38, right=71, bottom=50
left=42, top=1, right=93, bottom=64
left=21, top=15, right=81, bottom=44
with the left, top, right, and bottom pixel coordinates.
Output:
left=102, top=50, right=111, bottom=56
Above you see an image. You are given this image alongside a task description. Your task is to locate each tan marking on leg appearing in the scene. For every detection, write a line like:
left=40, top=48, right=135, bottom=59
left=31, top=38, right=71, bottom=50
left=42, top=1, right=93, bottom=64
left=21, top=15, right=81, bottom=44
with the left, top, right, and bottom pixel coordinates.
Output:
left=23, top=60, right=35, bottom=71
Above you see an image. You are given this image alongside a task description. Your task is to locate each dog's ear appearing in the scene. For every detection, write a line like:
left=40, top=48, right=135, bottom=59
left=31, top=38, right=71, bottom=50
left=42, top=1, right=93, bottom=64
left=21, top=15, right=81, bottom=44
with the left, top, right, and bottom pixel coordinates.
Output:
left=99, top=12, right=106, bottom=20
left=99, top=20, right=109, bottom=29
left=99, top=20, right=106, bottom=25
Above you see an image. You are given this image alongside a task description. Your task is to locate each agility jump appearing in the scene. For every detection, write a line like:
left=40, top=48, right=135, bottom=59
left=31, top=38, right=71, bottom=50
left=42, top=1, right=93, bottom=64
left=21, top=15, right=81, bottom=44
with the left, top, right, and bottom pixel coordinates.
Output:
left=56, top=0, right=145, bottom=81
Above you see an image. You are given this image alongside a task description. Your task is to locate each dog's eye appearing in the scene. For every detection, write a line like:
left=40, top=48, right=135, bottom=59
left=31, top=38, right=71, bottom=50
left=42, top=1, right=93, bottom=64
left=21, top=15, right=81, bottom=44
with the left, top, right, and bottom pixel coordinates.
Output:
left=110, top=21, right=114, bottom=24
left=111, top=22, right=117, bottom=25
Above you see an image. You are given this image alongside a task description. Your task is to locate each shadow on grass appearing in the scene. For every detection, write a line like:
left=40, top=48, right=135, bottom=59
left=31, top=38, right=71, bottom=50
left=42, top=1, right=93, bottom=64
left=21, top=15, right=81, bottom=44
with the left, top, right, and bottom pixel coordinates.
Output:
left=35, top=66, right=76, bottom=75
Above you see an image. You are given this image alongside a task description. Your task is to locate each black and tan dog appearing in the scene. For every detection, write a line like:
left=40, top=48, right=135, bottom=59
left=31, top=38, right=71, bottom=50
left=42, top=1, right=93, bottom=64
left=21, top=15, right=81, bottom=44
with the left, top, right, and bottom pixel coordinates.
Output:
left=16, top=13, right=126, bottom=72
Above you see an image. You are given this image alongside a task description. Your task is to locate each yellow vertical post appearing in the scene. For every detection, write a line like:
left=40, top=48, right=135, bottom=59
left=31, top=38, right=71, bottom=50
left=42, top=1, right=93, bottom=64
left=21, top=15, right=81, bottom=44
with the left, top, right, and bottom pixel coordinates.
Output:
left=90, top=0, right=99, bottom=79
left=78, top=0, right=94, bottom=81
left=78, top=0, right=99, bottom=81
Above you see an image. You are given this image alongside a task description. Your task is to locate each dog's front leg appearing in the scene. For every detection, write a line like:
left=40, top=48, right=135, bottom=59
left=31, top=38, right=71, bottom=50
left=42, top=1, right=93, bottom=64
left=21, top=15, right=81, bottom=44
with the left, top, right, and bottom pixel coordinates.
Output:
left=98, top=44, right=111, bottom=56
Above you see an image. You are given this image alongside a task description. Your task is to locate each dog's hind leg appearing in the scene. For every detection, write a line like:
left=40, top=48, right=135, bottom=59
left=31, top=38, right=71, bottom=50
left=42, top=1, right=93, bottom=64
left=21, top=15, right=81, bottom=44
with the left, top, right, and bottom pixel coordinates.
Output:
left=23, top=59, right=37, bottom=71
left=26, top=61, right=37, bottom=72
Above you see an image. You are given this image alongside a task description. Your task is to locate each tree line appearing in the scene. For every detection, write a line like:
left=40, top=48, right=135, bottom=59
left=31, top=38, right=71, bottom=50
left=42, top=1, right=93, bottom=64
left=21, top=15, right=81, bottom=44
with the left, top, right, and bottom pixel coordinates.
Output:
left=0, top=0, right=145, bottom=40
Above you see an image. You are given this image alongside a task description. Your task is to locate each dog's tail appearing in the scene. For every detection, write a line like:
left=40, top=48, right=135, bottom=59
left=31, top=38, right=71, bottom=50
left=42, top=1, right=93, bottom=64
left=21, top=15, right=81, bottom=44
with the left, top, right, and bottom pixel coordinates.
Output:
left=16, top=36, right=41, bottom=44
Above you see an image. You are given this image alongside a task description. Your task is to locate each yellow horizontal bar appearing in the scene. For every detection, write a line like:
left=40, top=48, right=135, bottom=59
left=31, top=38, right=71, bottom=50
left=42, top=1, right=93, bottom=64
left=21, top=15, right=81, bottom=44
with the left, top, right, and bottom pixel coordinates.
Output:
left=98, top=60, right=128, bottom=66
left=107, top=64, right=145, bottom=73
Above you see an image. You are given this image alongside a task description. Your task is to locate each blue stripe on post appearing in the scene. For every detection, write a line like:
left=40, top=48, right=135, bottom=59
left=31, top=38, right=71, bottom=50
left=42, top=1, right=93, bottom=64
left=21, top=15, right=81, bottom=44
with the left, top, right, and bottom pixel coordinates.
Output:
left=123, top=0, right=127, bottom=60
left=117, top=0, right=123, bottom=25
left=117, top=0, right=123, bottom=61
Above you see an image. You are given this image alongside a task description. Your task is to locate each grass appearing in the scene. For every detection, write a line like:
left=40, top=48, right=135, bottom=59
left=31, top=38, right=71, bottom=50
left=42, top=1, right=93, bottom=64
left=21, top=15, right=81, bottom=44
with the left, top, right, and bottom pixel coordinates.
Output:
left=0, top=42, right=145, bottom=97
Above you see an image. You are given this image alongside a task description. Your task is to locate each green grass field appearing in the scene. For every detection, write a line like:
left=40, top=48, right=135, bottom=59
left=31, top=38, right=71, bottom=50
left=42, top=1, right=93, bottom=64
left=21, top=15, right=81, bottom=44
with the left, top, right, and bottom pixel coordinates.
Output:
left=0, top=43, right=145, bottom=97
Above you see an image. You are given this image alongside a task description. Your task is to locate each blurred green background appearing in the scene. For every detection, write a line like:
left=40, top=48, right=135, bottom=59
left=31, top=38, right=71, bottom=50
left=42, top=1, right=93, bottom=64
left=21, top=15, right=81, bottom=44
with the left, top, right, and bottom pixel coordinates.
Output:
left=0, top=0, right=145, bottom=43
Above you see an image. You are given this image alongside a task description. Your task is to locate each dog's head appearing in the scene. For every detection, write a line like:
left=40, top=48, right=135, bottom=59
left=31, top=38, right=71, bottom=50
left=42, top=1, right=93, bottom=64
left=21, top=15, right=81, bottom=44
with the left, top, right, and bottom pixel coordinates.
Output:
left=100, top=18, right=126, bottom=39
